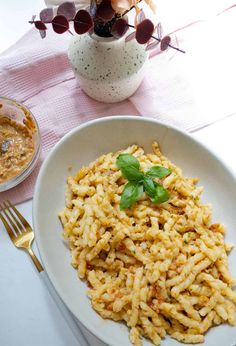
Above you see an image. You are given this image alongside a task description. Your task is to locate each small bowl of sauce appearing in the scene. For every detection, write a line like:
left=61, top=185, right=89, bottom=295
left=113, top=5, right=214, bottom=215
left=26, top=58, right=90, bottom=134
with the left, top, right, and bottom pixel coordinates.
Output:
left=0, top=97, right=41, bottom=192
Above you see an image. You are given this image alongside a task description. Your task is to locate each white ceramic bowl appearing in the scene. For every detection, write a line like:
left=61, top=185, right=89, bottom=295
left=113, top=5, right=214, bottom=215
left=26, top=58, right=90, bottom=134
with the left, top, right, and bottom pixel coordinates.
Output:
left=33, top=116, right=236, bottom=346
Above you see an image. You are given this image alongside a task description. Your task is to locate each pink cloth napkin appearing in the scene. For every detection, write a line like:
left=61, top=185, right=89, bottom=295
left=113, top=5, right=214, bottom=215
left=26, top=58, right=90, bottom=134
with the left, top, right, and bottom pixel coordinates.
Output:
left=1, top=3, right=236, bottom=204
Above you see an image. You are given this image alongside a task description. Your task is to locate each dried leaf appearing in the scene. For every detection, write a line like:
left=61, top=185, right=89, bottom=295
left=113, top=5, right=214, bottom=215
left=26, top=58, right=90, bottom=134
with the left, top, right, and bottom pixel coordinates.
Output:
left=125, top=30, right=136, bottom=42
left=89, top=0, right=97, bottom=17
left=74, top=10, right=93, bottom=34
left=160, top=35, right=171, bottom=51
left=136, top=19, right=154, bottom=44
left=57, top=2, right=76, bottom=20
left=34, top=20, right=47, bottom=31
left=111, top=18, right=128, bottom=38
left=40, top=8, right=54, bottom=23
left=96, top=0, right=115, bottom=21
left=145, top=39, right=159, bottom=51
left=52, top=15, right=69, bottom=34
left=156, top=22, right=163, bottom=40
left=136, top=9, right=145, bottom=25
left=39, top=30, right=47, bottom=39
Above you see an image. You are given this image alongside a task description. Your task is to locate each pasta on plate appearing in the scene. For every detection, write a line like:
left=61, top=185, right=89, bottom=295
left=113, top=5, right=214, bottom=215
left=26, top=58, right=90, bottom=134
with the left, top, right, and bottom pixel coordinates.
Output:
left=59, top=142, right=236, bottom=346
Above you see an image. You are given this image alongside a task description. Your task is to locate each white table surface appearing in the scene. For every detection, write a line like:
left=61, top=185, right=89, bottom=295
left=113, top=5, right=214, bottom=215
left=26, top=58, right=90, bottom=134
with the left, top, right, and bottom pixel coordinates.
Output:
left=1, top=1, right=236, bottom=346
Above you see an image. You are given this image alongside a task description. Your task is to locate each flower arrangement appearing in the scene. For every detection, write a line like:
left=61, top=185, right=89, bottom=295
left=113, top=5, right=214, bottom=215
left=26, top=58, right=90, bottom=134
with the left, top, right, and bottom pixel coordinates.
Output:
left=29, top=0, right=185, bottom=53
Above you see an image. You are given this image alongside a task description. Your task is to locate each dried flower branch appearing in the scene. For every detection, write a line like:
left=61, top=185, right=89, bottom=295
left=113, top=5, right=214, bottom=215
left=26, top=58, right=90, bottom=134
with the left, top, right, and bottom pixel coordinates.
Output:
left=29, top=0, right=185, bottom=54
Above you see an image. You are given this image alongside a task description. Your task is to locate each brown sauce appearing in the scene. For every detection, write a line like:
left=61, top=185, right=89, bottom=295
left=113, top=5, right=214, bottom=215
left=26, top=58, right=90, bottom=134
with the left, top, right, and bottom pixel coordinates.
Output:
left=0, top=116, right=35, bottom=184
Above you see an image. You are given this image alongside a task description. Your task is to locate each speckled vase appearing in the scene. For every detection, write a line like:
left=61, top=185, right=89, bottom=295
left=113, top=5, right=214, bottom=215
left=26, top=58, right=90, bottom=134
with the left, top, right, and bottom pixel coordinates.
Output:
left=68, top=32, right=148, bottom=103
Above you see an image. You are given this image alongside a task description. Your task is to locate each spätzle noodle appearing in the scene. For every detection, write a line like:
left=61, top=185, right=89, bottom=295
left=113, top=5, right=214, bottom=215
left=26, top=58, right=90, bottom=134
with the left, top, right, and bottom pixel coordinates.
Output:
left=59, top=142, right=236, bottom=346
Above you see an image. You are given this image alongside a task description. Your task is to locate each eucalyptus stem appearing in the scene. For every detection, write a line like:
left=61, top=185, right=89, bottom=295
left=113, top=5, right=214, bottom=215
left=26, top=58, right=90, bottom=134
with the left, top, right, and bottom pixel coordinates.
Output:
left=127, top=24, right=185, bottom=53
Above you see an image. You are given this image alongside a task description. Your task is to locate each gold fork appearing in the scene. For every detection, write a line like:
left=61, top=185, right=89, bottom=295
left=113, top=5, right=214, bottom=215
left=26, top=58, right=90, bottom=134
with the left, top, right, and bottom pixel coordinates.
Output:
left=0, top=200, right=43, bottom=272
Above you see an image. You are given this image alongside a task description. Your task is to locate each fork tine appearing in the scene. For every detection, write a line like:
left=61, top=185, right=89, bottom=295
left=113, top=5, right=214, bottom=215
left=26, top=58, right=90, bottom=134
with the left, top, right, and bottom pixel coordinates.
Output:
left=0, top=204, right=16, bottom=241
left=0, top=203, right=19, bottom=235
left=3, top=201, right=23, bottom=231
left=7, top=200, right=31, bottom=230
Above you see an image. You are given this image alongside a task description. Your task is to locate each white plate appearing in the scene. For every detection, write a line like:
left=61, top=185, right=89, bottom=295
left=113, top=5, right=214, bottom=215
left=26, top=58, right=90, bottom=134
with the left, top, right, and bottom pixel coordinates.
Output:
left=33, top=116, right=236, bottom=346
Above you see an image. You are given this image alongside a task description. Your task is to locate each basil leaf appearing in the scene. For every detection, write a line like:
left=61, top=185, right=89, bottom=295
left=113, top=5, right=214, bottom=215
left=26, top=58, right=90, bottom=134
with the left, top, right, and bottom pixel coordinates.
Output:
left=117, top=154, right=143, bottom=181
left=151, top=183, right=170, bottom=204
left=137, top=183, right=144, bottom=199
left=146, top=166, right=171, bottom=179
left=120, top=182, right=140, bottom=210
left=143, top=176, right=156, bottom=198
left=120, top=166, right=144, bottom=182
left=116, top=154, right=140, bottom=170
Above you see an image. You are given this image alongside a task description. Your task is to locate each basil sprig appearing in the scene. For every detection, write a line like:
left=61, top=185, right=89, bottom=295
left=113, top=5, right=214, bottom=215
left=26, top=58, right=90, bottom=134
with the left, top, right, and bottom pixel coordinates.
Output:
left=116, top=154, right=171, bottom=210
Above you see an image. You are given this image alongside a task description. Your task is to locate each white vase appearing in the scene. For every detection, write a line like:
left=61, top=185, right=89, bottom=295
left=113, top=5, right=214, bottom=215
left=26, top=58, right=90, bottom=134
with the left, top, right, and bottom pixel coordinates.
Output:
left=68, top=32, right=148, bottom=103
